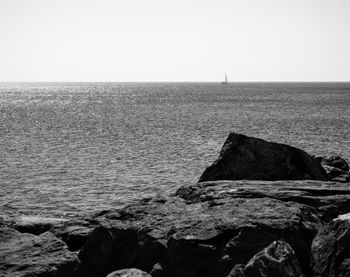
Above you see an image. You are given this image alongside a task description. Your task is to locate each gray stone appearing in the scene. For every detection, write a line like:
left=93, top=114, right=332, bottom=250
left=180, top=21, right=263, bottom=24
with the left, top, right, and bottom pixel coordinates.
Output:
left=322, top=164, right=350, bottom=183
left=228, top=240, right=304, bottom=277
left=53, top=219, right=95, bottom=251
left=311, top=219, right=350, bottom=277
left=322, top=155, right=349, bottom=172
left=0, top=227, right=80, bottom=277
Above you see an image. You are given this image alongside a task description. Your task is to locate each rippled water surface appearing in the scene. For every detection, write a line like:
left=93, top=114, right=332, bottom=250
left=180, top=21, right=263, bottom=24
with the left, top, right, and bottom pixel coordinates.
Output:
left=0, top=82, right=349, bottom=219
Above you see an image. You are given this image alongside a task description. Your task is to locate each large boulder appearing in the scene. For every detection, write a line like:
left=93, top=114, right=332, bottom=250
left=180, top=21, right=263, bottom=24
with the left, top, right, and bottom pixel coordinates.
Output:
left=311, top=217, right=350, bottom=277
left=199, top=133, right=328, bottom=182
left=228, top=240, right=304, bottom=277
left=0, top=227, right=80, bottom=277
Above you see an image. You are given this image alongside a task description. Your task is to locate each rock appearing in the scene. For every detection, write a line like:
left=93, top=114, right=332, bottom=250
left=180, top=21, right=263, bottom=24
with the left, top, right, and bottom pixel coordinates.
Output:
left=331, top=172, right=350, bottom=183
left=199, top=133, right=328, bottom=182
left=9, top=215, right=92, bottom=252
left=322, top=155, right=349, bottom=172
left=311, top=218, right=350, bottom=277
left=322, top=164, right=348, bottom=179
left=74, top=180, right=345, bottom=277
left=2, top=180, right=350, bottom=277
left=314, top=156, right=324, bottom=163
left=0, top=227, right=80, bottom=277
left=336, top=212, right=350, bottom=221
left=322, top=161, right=350, bottom=183
left=78, top=226, right=167, bottom=277
left=3, top=180, right=349, bottom=277
left=52, top=219, right=95, bottom=251
left=150, top=263, right=164, bottom=276
left=227, top=240, right=304, bottom=277
left=106, top=268, right=151, bottom=277
left=176, top=180, right=350, bottom=222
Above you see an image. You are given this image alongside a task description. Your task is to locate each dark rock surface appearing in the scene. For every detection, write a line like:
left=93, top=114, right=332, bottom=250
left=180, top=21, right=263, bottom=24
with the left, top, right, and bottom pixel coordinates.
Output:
left=176, top=180, right=350, bottom=222
left=322, top=165, right=350, bottom=183
left=106, top=268, right=151, bottom=277
left=0, top=227, right=80, bottom=277
left=52, top=218, right=95, bottom=251
left=65, top=180, right=350, bottom=277
left=318, top=155, right=350, bottom=183
left=322, top=155, right=349, bottom=172
left=199, top=133, right=328, bottom=182
left=311, top=218, right=350, bottom=277
left=2, top=180, right=350, bottom=277
left=332, top=172, right=350, bottom=183
left=228, top=240, right=304, bottom=277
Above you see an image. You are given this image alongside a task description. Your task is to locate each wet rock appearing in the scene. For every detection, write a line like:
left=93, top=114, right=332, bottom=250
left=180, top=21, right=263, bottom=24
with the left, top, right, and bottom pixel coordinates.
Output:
left=228, top=240, right=304, bottom=277
left=106, top=268, right=151, bottom=277
left=322, top=155, right=349, bottom=172
left=311, top=218, right=350, bottom=277
left=199, top=133, right=328, bottom=182
left=0, top=227, right=80, bottom=277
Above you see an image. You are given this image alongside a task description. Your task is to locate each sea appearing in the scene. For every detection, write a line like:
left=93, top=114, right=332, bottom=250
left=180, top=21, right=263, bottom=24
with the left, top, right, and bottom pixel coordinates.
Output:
left=0, top=82, right=349, bottom=221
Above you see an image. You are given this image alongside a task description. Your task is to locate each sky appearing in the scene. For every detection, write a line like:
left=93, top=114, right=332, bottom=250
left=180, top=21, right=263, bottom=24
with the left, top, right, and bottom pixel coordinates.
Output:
left=0, top=0, right=349, bottom=82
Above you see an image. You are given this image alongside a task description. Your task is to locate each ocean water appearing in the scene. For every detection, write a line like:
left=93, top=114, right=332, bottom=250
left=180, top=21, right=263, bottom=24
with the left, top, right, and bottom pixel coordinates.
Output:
left=0, top=82, right=349, bottom=220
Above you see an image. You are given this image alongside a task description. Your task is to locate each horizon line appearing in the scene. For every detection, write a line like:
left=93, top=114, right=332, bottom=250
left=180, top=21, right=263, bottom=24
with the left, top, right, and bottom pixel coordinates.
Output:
left=1, top=80, right=350, bottom=84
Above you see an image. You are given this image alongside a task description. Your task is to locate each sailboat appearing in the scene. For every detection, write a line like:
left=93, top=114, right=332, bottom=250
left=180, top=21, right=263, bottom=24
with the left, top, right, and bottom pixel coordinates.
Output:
left=221, top=73, right=228, bottom=85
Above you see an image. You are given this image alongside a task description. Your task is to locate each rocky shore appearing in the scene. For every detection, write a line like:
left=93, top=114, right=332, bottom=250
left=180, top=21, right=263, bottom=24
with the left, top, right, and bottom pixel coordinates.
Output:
left=1, top=133, right=349, bottom=277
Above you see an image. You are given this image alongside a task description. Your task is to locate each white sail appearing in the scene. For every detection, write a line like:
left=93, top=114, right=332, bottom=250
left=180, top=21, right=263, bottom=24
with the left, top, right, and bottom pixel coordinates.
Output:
left=222, top=73, right=228, bottom=84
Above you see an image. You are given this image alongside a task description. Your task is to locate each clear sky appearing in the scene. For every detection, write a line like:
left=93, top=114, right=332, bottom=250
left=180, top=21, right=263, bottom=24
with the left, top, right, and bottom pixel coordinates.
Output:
left=0, top=0, right=349, bottom=82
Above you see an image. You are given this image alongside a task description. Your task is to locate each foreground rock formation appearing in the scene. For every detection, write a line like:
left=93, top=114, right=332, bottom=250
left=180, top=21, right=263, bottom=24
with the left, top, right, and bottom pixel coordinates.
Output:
left=1, top=133, right=349, bottom=277
left=2, top=180, right=350, bottom=277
